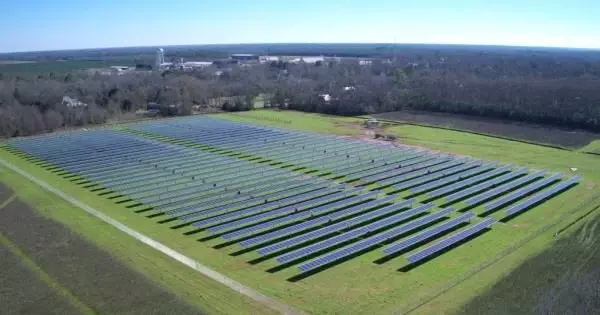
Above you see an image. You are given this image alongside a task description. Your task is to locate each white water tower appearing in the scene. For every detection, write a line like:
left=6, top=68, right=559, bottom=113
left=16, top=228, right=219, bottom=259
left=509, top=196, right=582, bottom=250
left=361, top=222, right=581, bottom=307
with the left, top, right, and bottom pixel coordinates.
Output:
left=155, top=48, right=165, bottom=69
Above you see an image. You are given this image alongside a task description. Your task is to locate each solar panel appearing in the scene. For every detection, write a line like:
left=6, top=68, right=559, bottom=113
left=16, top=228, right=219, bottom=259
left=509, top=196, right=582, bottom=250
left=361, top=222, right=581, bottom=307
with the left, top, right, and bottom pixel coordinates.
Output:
left=409, top=162, right=498, bottom=195
left=192, top=188, right=344, bottom=230
left=465, top=170, right=547, bottom=206
left=360, top=156, right=456, bottom=183
left=383, top=212, right=474, bottom=256
left=392, top=161, right=483, bottom=191
left=426, top=164, right=513, bottom=199
left=209, top=191, right=378, bottom=235
left=213, top=191, right=354, bottom=237
left=443, top=167, right=528, bottom=204
left=240, top=195, right=398, bottom=248
left=296, top=207, right=455, bottom=272
left=406, top=218, right=495, bottom=264
left=254, top=198, right=414, bottom=254
left=483, top=173, right=563, bottom=213
left=275, top=203, right=434, bottom=264
left=504, top=176, right=580, bottom=217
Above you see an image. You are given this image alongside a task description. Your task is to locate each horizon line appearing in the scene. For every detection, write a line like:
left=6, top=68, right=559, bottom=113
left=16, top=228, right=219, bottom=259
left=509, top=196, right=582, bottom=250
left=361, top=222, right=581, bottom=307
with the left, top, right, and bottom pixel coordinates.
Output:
left=2, top=41, right=600, bottom=55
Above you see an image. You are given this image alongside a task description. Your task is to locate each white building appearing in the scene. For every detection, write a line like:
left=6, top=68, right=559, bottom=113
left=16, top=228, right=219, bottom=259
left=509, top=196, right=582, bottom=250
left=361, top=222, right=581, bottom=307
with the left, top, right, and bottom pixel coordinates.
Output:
left=260, top=56, right=280, bottom=63
left=62, top=96, right=87, bottom=108
left=289, top=56, right=325, bottom=64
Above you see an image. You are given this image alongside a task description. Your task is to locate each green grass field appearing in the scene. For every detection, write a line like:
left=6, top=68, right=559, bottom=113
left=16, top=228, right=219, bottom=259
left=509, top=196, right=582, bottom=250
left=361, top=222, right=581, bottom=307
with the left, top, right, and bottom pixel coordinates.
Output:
left=1, top=109, right=599, bottom=314
left=0, top=60, right=135, bottom=74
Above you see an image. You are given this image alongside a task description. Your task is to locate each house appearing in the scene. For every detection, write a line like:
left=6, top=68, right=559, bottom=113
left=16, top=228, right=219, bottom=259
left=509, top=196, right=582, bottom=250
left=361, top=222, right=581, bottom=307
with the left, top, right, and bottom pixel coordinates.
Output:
left=146, top=102, right=179, bottom=116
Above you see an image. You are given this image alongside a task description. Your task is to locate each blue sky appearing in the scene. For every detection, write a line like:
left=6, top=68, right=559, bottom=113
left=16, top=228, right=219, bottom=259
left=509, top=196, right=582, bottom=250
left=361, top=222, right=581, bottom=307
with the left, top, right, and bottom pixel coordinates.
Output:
left=1, top=0, right=599, bottom=52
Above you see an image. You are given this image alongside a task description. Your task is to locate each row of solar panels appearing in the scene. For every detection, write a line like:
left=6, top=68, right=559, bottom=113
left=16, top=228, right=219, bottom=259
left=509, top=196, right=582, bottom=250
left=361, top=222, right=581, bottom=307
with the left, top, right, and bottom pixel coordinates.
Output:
left=127, top=117, right=422, bottom=177
left=8, top=130, right=340, bottom=214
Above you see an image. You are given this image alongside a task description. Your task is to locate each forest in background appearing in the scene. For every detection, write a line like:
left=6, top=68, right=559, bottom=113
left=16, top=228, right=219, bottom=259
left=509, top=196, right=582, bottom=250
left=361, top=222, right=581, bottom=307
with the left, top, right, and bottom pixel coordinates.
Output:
left=1, top=44, right=599, bottom=138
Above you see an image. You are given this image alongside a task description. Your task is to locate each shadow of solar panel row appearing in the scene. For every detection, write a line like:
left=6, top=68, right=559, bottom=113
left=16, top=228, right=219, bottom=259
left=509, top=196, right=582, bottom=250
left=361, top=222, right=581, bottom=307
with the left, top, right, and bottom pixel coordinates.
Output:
left=297, top=207, right=457, bottom=272
left=426, top=164, right=514, bottom=199
left=383, top=211, right=475, bottom=256
left=464, top=170, right=547, bottom=206
left=483, top=173, right=564, bottom=213
left=406, top=218, right=496, bottom=264
left=505, top=176, right=581, bottom=217
left=275, top=203, right=436, bottom=264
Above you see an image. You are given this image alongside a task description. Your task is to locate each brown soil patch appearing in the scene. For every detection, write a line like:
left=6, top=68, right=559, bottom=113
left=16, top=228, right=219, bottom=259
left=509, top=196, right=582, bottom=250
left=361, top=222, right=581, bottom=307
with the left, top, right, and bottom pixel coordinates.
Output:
left=0, top=245, right=82, bottom=315
left=373, top=110, right=600, bottom=149
left=0, top=184, right=202, bottom=315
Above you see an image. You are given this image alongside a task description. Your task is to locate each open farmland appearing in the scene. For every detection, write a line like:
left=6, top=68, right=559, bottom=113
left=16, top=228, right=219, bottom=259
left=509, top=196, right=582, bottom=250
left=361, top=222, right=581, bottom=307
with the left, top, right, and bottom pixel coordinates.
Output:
left=372, top=110, right=600, bottom=149
left=1, top=110, right=595, bottom=314
left=0, top=183, right=202, bottom=315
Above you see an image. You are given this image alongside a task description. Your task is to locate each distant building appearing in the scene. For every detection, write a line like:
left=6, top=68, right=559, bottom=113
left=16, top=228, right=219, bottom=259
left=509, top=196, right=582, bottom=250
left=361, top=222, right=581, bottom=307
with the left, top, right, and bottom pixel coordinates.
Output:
left=62, top=96, right=87, bottom=108
left=260, top=56, right=280, bottom=63
left=146, top=102, right=179, bottom=116
left=289, top=56, right=325, bottom=64
left=230, top=54, right=259, bottom=61
left=109, top=66, right=134, bottom=75
left=319, top=94, right=332, bottom=102
left=179, top=61, right=213, bottom=71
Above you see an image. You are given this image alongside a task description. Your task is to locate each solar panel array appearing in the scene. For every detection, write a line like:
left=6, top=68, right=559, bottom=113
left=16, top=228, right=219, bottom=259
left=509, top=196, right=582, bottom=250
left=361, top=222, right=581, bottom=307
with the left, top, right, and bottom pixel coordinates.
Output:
left=406, top=218, right=496, bottom=264
left=4, top=115, right=582, bottom=277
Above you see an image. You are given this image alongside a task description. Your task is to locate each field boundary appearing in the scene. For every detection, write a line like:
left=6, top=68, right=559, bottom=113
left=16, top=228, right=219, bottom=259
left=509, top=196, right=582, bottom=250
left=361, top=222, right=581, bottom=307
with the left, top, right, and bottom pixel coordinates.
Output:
left=0, top=232, right=95, bottom=314
left=398, top=190, right=600, bottom=314
left=366, top=116, right=574, bottom=151
left=0, top=157, right=302, bottom=315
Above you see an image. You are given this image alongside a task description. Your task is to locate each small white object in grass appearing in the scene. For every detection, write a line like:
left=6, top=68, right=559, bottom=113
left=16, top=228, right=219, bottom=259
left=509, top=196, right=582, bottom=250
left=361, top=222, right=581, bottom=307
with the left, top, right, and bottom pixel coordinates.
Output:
left=571, top=167, right=578, bottom=172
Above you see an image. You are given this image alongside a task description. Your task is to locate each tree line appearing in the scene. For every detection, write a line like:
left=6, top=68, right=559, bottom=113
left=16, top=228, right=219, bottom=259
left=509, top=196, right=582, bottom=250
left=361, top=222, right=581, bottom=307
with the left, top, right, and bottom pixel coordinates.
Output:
left=1, top=49, right=599, bottom=138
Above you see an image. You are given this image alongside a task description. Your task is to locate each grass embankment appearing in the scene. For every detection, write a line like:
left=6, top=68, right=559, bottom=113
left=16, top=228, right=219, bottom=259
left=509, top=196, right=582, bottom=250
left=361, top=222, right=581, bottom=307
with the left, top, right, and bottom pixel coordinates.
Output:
left=579, top=140, right=600, bottom=155
left=1, top=110, right=599, bottom=314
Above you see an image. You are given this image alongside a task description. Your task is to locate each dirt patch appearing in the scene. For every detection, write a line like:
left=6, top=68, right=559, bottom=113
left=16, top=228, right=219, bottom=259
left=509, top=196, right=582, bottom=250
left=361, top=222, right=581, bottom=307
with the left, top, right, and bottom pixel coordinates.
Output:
left=0, top=187, right=202, bottom=315
left=0, top=245, right=83, bottom=315
left=372, top=110, right=600, bottom=149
